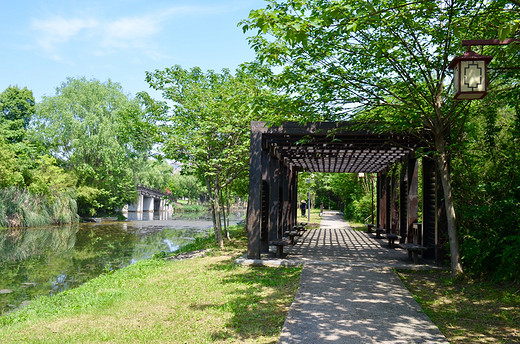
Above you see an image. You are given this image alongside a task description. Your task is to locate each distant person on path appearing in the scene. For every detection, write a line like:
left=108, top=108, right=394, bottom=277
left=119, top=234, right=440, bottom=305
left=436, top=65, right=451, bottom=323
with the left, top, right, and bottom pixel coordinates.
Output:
left=320, top=202, right=324, bottom=216
left=300, top=200, right=306, bottom=217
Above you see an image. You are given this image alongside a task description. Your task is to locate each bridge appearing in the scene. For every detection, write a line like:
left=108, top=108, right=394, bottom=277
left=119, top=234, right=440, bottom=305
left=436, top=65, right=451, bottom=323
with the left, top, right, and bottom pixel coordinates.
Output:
left=124, top=185, right=173, bottom=213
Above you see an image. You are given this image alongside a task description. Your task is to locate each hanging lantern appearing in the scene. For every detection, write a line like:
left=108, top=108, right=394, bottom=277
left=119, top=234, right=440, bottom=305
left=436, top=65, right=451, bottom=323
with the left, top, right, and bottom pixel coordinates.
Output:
left=449, top=50, right=493, bottom=100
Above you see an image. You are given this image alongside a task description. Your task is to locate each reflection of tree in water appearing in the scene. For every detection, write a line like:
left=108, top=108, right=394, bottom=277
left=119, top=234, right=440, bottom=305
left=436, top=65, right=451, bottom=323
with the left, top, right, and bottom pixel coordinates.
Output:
left=0, top=225, right=79, bottom=314
left=127, top=227, right=208, bottom=261
left=73, top=224, right=138, bottom=273
left=0, top=224, right=78, bottom=262
left=0, top=224, right=139, bottom=314
left=0, top=221, right=218, bottom=314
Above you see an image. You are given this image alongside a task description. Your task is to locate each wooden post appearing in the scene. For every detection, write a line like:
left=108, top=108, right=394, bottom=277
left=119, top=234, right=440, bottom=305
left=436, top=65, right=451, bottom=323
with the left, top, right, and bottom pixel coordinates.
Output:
left=399, top=164, right=407, bottom=243
left=422, top=157, right=436, bottom=251
left=269, top=155, right=281, bottom=241
left=391, top=170, right=400, bottom=234
left=246, top=122, right=267, bottom=259
left=292, top=169, right=299, bottom=226
left=385, top=172, right=391, bottom=232
left=287, top=166, right=296, bottom=229
left=407, top=157, right=419, bottom=244
left=281, top=164, right=290, bottom=234
left=260, top=149, right=270, bottom=253
left=376, top=173, right=381, bottom=228
left=434, top=167, right=448, bottom=263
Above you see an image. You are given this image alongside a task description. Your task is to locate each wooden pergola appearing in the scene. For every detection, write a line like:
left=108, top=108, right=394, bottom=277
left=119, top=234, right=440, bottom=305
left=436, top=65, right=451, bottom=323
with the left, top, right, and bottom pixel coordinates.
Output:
left=246, top=121, right=447, bottom=263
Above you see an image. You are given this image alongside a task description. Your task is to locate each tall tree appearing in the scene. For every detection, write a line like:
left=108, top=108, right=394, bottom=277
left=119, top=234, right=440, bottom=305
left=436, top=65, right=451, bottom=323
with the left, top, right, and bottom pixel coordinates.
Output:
left=241, top=0, right=519, bottom=276
left=0, top=136, right=24, bottom=187
left=144, top=65, right=268, bottom=248
left=0, top=86, right=35, bottom=143
left=34, top=77, right=158, bottom=215
left=0, top=86, right=39, bottom=185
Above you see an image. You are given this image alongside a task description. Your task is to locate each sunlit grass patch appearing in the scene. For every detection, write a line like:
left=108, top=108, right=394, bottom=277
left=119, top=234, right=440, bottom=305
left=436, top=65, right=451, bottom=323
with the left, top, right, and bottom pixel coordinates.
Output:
left=297, top=208, right=322, bottom=229
left=398, top=269, right=520, bottom=343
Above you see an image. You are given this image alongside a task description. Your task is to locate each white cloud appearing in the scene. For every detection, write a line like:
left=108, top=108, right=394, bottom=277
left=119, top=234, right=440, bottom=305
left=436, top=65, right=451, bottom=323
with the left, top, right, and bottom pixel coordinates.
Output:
left=30, top=5, right=225, bottom=61
left=100, top=16, right=161, bottom=51
left=32, top=17, right=98, bottom=58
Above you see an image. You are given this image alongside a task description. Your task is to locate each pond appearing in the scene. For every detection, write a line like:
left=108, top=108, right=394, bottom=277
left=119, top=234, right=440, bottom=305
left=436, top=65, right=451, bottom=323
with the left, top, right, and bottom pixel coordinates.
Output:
left=0, top=211, right=245, bottom=315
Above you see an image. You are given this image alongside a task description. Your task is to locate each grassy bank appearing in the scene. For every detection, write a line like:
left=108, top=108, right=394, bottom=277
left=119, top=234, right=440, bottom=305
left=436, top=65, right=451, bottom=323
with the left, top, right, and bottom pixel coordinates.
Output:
left=0, top=227, right=302, bottom=343
left=171, top=202, right=207, bottom=213
left=398, top=270, right=520, bottom=343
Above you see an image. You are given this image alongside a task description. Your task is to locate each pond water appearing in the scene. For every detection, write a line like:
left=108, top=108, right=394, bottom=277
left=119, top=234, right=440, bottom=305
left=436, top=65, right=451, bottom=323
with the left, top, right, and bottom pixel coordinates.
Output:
left=0, top=211, right=245, bottom=315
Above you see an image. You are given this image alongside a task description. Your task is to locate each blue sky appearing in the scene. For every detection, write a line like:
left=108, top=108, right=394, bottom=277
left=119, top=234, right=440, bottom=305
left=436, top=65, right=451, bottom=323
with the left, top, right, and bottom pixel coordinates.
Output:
left=0, top=0, right=268, bottom=101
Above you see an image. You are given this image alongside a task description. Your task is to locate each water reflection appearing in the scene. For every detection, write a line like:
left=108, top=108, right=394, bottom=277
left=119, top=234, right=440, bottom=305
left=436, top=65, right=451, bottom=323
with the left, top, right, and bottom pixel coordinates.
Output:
left=0, top=211, right=244, bottom=315
left=124, top=211, right=213, bottom=221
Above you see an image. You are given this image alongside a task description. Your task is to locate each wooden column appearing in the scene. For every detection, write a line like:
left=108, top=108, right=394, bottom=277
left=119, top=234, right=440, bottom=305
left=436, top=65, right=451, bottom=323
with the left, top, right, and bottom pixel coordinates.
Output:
left=287, top=166, right=296, bottom=229
left=377, top=173, right=381, bottom=227
left=385, top=172, right=391, bottom=232
left=399, top=165, right=408, bottom=242
left=407, top=157, right=419, bottom=244
left=390, top=170, right=400, bottom=234
left=379, top=171, right=385, bottom=229
left=433, top=167, right=448, bottom=263
left=246, top=122, right=267, bottom=259
left=269, top=155, right=281, bottom=241
left=422, top=157, right=436, bottom=250
left=260, top=149, right=270, bottom=253
left=281, top=164, right=290, bottom=234
left=379, top=172, right=387, bottom=229
left=292, top=169, right=299, bottom=226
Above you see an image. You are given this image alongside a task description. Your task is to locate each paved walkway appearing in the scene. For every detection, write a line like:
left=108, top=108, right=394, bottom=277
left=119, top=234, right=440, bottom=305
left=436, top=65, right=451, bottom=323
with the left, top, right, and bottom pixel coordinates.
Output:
left=237, top=211, right=448, bottom=343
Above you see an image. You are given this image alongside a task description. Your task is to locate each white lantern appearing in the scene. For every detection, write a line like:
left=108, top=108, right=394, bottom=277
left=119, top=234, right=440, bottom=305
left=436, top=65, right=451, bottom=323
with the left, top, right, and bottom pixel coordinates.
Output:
left=449, top=50, right=493, bottom=100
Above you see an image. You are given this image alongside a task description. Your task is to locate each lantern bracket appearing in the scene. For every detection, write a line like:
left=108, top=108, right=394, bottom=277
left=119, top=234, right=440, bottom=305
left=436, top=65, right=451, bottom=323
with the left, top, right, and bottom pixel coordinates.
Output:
left=462, top=39, right=520, bottom=51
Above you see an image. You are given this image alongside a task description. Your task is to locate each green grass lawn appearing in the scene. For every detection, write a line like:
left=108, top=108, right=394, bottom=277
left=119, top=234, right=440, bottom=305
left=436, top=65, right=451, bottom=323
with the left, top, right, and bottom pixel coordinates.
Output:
left=347, top=221, right=366, bottom=231
left=0, top=227, right=301, bottom=344
left=297, top=208, right=322, bottom=228
left=398, top=270, right=520, bottom=343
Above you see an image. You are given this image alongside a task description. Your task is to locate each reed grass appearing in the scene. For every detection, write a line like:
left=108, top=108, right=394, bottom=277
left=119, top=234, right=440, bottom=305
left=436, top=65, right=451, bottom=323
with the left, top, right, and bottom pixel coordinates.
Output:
left=0, top=187, right=79, bottom=228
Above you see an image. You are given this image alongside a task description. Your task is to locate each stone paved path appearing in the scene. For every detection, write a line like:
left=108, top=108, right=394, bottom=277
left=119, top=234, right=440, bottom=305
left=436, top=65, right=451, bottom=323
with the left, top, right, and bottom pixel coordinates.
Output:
left=236, top=211, right=448, bottom=343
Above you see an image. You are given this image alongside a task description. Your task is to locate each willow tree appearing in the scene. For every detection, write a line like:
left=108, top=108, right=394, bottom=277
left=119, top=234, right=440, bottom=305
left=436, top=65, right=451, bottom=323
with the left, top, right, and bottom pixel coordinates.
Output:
left=241, top=0, right=518, bottom=276
left=145, top=65, right=270, bottom=248
left=34, top=78, right=158, bottom=215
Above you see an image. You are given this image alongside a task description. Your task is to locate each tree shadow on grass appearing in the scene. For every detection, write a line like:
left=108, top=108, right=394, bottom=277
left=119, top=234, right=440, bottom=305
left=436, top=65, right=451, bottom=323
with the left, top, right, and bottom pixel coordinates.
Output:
left=191, top=260, right=302, bottom=343
left=398, top=269, right=520, bottom=343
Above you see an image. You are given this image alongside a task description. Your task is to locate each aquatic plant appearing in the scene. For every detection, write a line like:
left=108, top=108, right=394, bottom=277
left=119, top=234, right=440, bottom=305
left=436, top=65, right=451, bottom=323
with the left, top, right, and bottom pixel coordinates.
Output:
left=0, top=187, right=79, bottom=228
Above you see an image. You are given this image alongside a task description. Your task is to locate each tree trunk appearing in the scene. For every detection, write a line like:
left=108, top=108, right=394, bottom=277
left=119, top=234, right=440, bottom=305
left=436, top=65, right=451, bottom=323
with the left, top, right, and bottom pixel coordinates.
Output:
left=206, top=177, right=224, bottom=249
left=213, top=190, right=224, bottom=249
left=225, top=187, right=231, bottom=240
left=434, top=135, right=464, bottom=277
left=220, top=189, right=230, bottom=240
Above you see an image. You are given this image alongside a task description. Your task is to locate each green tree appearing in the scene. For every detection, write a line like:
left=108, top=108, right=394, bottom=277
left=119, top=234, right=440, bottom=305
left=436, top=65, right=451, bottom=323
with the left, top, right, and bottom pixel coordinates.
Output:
left=0, top=86, right=35, bottom=143
left=0, top=137, right=24, bottom=187
left=452, top=91, right=520, bottom=281
left=0, top=86, right=38, bottom=186
left=145, top=65, right=268, bottom=248
left=34, top=77, right=158, bottom=216
left=27, top=155, right=77, bottom=196
left=166, top=174, right=205, bottom=204
left=241, top=0, right=518, bottom=276
left=134, top=159, right=175, bottom=190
